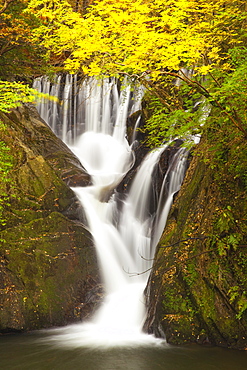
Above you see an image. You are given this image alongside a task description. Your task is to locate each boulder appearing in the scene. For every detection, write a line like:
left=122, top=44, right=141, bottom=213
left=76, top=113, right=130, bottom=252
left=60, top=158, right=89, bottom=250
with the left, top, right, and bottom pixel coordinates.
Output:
left=0, top=104, right=100, bottom=332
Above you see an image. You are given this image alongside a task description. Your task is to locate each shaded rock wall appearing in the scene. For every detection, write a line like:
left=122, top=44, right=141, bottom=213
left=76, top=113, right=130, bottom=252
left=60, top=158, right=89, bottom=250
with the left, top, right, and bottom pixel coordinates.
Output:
left=0, top=104, right=100, bottom=332
left=145, top=145, right=247, bottom=350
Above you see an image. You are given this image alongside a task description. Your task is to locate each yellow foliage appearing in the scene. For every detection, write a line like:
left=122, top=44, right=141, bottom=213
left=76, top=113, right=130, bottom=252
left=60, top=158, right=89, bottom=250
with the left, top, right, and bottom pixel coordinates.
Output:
left=26, top=0, right=246, bottom=81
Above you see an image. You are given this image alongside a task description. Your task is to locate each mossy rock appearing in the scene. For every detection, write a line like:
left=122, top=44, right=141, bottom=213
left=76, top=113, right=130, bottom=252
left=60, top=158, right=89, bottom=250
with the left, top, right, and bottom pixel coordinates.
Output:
left=0, top=105, right=100, bottom=332
left=0, top=212, right=98, bottom=331
left=145, top=146, right=247, bottom=350
left=0, top=104, right=90, bottom=188
left=0, top=104, right=89, bottom=230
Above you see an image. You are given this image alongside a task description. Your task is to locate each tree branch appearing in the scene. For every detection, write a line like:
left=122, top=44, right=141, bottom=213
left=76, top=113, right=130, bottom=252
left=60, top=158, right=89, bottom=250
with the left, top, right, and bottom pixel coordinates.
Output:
left=125, top=236, right=209, bottom=277
left=158, top=69, right=247, bottom=137
left=0, top=0, right=15, bottom=15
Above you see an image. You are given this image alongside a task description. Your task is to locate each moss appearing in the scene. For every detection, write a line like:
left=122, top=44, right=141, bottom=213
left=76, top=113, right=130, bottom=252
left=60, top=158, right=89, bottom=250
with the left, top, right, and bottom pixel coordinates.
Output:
left=158, top=276, right=201, bottom=344
left=0, top=105, right=99, bottom=332
left=0, top=212, right=97, bottom=330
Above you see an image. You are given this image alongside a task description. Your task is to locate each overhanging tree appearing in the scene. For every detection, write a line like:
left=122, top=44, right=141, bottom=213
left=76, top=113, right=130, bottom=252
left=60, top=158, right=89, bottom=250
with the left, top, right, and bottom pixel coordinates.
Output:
left=26, top=0, right=247, bottom=144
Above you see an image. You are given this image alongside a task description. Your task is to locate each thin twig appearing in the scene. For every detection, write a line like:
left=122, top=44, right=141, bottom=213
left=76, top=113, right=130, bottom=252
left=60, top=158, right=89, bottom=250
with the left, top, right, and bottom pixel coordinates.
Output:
left=158, top=236, right=209, bottom=249
left=0, top=0, right=15, bottom=15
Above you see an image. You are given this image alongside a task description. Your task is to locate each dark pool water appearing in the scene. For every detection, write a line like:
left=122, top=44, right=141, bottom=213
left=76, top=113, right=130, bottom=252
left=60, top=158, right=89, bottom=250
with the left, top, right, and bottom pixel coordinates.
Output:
left=0, top=332, right=247, bottom=370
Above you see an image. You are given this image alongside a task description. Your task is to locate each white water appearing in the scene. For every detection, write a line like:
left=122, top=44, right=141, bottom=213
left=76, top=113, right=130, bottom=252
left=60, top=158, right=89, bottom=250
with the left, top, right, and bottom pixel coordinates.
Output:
left=35, top=77, right=187, bottom=348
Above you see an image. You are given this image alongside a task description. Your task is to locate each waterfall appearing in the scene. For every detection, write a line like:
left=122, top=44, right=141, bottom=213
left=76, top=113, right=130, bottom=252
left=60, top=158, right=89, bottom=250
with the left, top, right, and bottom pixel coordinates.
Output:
left=34, top=76, right=188, bottom=348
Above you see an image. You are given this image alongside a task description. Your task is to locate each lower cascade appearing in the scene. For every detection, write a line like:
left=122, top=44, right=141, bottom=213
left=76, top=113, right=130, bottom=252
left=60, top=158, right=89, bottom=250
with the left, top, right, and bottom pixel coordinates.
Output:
left=35, top=77, right=188, bottom=348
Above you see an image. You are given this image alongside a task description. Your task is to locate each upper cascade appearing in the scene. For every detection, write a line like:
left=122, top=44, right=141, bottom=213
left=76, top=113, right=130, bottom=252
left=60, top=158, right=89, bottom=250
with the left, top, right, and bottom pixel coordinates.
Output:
left=33, top=75, right=144, bottom=145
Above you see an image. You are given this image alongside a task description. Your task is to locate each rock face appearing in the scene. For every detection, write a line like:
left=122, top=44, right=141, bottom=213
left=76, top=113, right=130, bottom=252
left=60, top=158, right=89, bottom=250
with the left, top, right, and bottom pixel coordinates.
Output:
left=0, top=104, right=100, bottom=332
left=144, top=147, right=247, bottom=350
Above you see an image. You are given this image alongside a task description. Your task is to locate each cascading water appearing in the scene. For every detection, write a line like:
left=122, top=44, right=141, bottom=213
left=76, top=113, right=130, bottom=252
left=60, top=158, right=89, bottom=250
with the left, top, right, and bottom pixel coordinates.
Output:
left=34, top=76, right=188, bottom=348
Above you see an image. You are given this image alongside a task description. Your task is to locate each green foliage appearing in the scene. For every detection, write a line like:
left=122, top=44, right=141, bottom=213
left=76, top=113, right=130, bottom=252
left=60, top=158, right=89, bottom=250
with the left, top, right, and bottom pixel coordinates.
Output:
left=236, top=297, right=247, bottom=320
left=145, top=45, right=247, bottom=148
left=216, top=234, right=242, bottom=257
left=228, top=286, right=247, bottom=320
left=228, top=286, right=240, bottom=303
left=212, top=206, right=243, bottom=256
left=216, top=206, right=235, bottom=234
left=0, top=80, right=38, bottom=112
left=0, top=80, right=58, bottom=116
left=143, top=88, right=205, bottom=147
